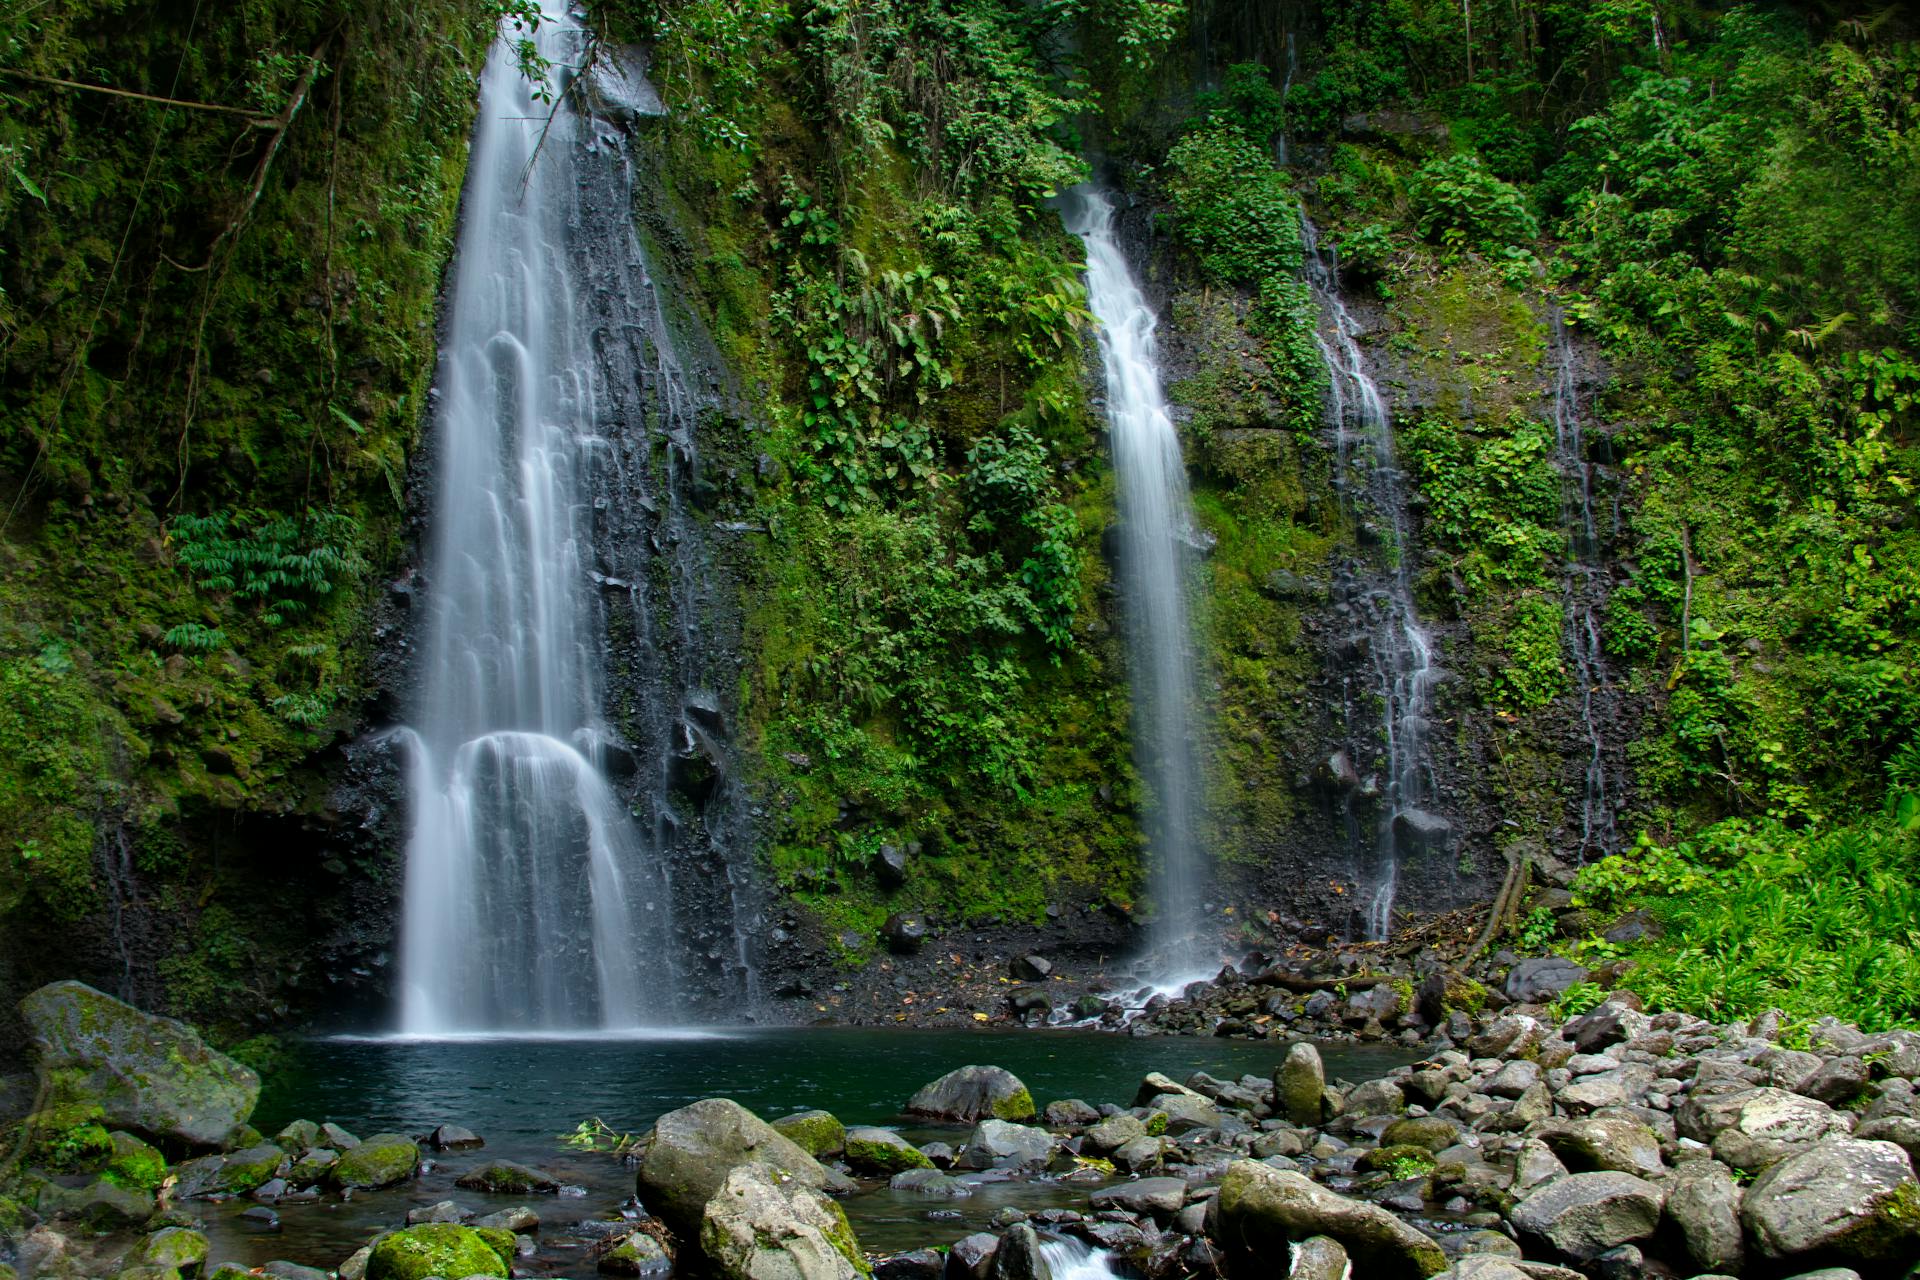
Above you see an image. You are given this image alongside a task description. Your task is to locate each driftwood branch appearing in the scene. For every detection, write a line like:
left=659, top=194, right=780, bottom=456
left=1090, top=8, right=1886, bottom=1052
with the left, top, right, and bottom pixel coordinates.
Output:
left=0, top=68, right=269, bottom=119
left=1253, top=971, right=1394, bottom=993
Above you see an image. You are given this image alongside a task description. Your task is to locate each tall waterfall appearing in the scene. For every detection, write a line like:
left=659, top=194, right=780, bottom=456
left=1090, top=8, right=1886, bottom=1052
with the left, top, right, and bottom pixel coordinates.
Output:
left=1061, top=188, right=1210, bottom=972
left=398, top=4, right=745, bottom=1034
left=1549, top=313, right=1620, bottom=862
left=1304, top=219, right=1441, bottom=941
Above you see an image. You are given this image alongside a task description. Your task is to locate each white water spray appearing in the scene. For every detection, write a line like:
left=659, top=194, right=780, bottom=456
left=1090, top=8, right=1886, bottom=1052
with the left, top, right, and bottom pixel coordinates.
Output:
left=1061, top=188, right=1211, bottom=975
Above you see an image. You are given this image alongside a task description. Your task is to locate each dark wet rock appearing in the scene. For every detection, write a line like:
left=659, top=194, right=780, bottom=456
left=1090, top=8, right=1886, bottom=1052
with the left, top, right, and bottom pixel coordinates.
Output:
left=1799, top=1056, right=1871, bottom=1106
left=426, top=1123, right=484, bottom=1151
left=240, top=1206, right=282, bottom=1232
left=700, top=1163, right=864, bottom=1280
left=875, top=1247, right=944, bottom=1280
left=1393, top=809, right=1453, bottom=855
left=988, top=1223, right=1050, bottom=1280
left=20, top=980, right=260, bottom=1149
left=1009, top=955, right=1052, bottom=982
left=597, top=1231, right=672, bottom=1277
left=259, top=1262, right=328, bottom=1280
left=883, top=912, right=929, bottom=955
left=635, top=1098, right=854, bottom=1238
left=905, top=1066, right=1036, bottom=1123
left=1082, top=1113, right=1146, bottom=1153
left=1503, top=957, right=1588, bottom=1004
left=407, top=1200, right=469, bottom=1225
left=455, top=1159, right=561, bottom=1194
left=1740, top=1137, right=1920, bottom=1267
left=1536, top=1117, right=1665, bottom=1177
left=888, top=1168, right=971, bottom=1196
left=320, top=1122, right=361, bottom=1150
left=176, top=1144, right=290, bottom=1199
left=874, top=845, right=909, bottom=888
left=1043, top=1099, right=1100, bottom=1127
left=1212, top=1159, right=1446, bottom=1279
left=274, top=1119, right=322, bottom=1152
left=1664, top=1160, right=1744, bottom=1274
left=36, top=1177, right=153, bottom=1229
left=1601, top=910, right=1663, bottom=944
left=1509, top=1172, right=1664, bottom=1263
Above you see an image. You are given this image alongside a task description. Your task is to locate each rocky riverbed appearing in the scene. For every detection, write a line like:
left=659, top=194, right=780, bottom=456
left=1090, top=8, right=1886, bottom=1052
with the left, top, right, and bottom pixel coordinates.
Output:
left=5, top=981, right=1920, bottom=1279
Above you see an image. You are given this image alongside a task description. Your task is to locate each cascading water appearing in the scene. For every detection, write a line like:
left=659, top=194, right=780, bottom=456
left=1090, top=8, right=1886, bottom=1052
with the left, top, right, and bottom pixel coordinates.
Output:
left=1061, top=188, right=1211, bottom=974
left=1037, top=1237, right=1123, bottom=1280
left=398, top=4, right=753, bottom=1033
left=1303, top=218, right=1442, bottom=941
left=1549, top=312, right=1620, bottom=862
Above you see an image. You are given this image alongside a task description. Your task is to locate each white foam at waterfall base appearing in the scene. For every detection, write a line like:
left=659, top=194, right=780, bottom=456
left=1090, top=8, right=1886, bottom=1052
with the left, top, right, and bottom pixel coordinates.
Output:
left=397, top=1, right=672, bottom=1035
left=1059, top=187, right=1212, bottom=979
left=1037, top=1237, right=1123, bottom=1280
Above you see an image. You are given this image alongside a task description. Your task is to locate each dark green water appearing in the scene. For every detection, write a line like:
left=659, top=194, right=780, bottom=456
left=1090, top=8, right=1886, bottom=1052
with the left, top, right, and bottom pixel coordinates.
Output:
left=201, top=1027, right=1412, bottom=1270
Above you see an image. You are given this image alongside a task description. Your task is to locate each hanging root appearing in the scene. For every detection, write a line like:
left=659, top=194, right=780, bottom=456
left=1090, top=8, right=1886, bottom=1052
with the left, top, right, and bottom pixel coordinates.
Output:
left=1463, top=847, right=1533, bottom=964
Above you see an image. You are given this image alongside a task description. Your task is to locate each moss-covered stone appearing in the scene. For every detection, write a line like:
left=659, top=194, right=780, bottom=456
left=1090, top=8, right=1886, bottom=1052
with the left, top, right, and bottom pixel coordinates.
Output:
left=770, top=1110, right=846, bottom=1159
left=452, top=1160, right=557, bottom=1194
left=131, top=1227, right=210, bottom=1276
left=365, top=1224, right=510, bottom=1280
left=843, top=1127, right=933, bottom=1174
left=274, top=1119, right=322, bottom=1152
left=103, top=1131, right=169, bottom=1193
left=1358, top=1144, right=1439, bottom=1176
left=35, top=1175, right=154, bottom=1228
left=329, top=1134, right=419, bottom=1190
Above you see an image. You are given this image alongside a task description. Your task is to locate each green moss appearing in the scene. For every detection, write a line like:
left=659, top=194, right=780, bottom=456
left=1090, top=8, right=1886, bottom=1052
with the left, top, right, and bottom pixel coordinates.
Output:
left=843, top=1131, right=932, bottom=1173
left=328, top=1134, right=418, bottom=1190
left=104, top=1131, right=169, bottom=1193
left=990, top=1086, right=1036, bottom=1123
left=770, top=1111, right=846, bottom=1159
left=366, top=1225, right=508, bottom=1280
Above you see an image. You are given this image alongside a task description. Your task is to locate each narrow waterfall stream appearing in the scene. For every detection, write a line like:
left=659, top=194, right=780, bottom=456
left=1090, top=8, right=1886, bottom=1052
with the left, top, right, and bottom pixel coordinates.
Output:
left=1549, top=313, right=1621, bottom=862
left=398, top=4, right=751, bottom=1033
left=1303, top=219, right=1441, bottom=941
left=1061, top=188, right=1212, bottom=975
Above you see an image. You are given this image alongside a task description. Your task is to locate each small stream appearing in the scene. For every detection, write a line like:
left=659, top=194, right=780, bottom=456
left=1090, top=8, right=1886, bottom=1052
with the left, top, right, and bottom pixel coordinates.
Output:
left=195, top=1028, right=1413, bottom=1268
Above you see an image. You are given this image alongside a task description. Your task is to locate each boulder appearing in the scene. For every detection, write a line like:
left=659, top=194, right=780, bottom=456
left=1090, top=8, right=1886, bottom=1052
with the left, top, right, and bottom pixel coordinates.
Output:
left=454, top=1160, right=560, bottom=1194
left=635, top=1098, right=853, bottom=1236
left=988, top=1223, right=1049, bottom=1280
left=1289, top=1236, right=1350, bottom=1280
left=1741, top=1137, right=1920, bottom=1267
left=473, top=1206, right=540, bottom=1232
left=844, top=1127, right=933, bottom=1174
left=20, top=980, right=259, bottom=1149
left=365, top=1224, right=511, bottom=1280
left=406, top=1200, right=468, bottom=1225
left=1709, top=1088, right=1850, bottom=1172
left=882, top=913, right=927, bottom=955
left=1009, top=955, right=1052, bottom=982
left=175, top=1143, right=289, bottom=1198
left=1536, top=1118, right=1665, bottom=1177
left=1381, top=1116, right=1460, bottom=1153
left=1042, top=1099, right=1099, bottom=1127
left=1212, top=1159, right=1447, bottom=1279
left=598, top=1231, right=671, bottom=1277
left=130, top=1227, right=209, bottom=1275
left=426, top=1123, right=484, bottom=1151
left=873, top=1249, right=942, bottom=1280
left=699, top=1163, right=864, bottom=1280
left=960, top=1120, right=1054, bottom=1170
left=1504, top=958, right=1588, bottom=1005
left=329, top=1134, right=420, bottom=1190
left=772, top=1111, right=847, bottom=1159
left=1088, top=1176, right=1186, bottom=1220
left=1484, top=1060, right=1541, bottom=1099
left=946, top=1233, right=998, bottom=1280
left=887, top=1168, right=969, bottom=1196
left=1664, top=1160, right=1744, bottom=1274
left=1276, top=1043, right=1325, bottom=1127
left=905, top=1066, right=1035, bottom=1123
left=1509, top=1172, right=1664, bottom=1263
left=1082, top=1114, right=1146, bottom=1154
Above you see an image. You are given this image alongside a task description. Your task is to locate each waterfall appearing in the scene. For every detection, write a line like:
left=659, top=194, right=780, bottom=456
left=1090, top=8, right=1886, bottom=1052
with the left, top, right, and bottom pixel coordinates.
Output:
left=399, top=3, right=749, bottom=1033
left=1549, top=313, right=1620, bottom=862
left=1303, top=218, right=1441, bottom=941
left=1061, top=188, right=1211, bottom=974
left=1037, top=1237, right=1123, bottom=1280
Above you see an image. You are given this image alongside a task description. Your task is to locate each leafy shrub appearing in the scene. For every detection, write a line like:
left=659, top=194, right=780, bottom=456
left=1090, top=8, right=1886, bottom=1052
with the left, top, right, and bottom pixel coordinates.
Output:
left=1163, top=123, right=1303, bottom=284
left=170, top=511, right=366, bottom=627
left=1408, top=154, right=1538, bottom=251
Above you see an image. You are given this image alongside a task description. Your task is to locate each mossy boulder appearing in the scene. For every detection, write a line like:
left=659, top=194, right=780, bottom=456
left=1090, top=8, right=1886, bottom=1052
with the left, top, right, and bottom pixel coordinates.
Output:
left=104, top=1131, right=169, bottom=1193
left=329, top=1134, right=420, bottom=1190
left=365, top=1224, right=511, bottom=1280
left=699, top=1164, right=867, bottom=1280
left=20, top=981, right=258, bottom=1149
left=598, top=1231, right=671, bottom=1277
left=634, top=1098, right=854, bottom=1237
left=903, top=1066, right=1035, bottom=1123
left=1357, top=1145, right=1439, bottom=1176
left=174, top=1144, right=288, bottom=1199
left=35, top=1175, right=154, bottom=1228
left=1380, top=1117, right=1461, bottom=1153
left=1741, top=1137, right=1920, bottom=1267
left=1213, top=1160, right=1446, bottom=1280
left=771, top=1110, right=847, bottom=1159
left=132, top=1228, right=210, bottom=1276
left=453, top=1160, right=558, bottom=1194
left=274, top=1120, right=322, bottom=1152
left=288, top=1148, right=339, bottom=1184
left=1276, top=1043, right=1325, bottom=1128
left=843, top=1127, right=933, bottom=1174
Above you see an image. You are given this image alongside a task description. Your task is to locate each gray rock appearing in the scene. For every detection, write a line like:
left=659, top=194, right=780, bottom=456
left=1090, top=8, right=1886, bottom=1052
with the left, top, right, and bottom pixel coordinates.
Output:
left=319, top=1122, right=361, bottom=1150
left=771, top=1110, right=847, bottom=1159
left=1512, top=1140, right=1569, bottom=1195
left=1288, top=1235, right=1349, bottom=1280
left=454, top=1160, right=559, bottom=1194
left=1144, top=1091, right=1222, bottom=1133
left=1799, top=1056, right=1871, bottom=1105
left=1855, top=1114, right=1920, bottom=1165
left=960, top=1119, right=1054, bottom=1170
left=331, top=1134, right=420, bottom=1190
left=1380, top=1116, right=1460, bottom=1152
left=1664, top=1160, right=1743, bottom=1274
left=1082, top=1113, right=1146, bottom=1153
left=1110, top=1135, right=1168, bottom=1172
left=473, top=1206, right=539, bottom=1232
left=1470, top=1014, right=1547, bottom=1060
left=698, top=1163, right=864, bottom=1280
left=1346, top=1079, right=1407, bottom=1116
left=20, top=980, right=259, bottom=1149
left=1042, top=1099, right=1099, bottom=1127
left=598, top=1232, right=671, bottom=1277
left=946, top=1232, right=998, bottom=1280
left=1213, top=1159, right=1447, bottom=1280
left=426, top=1123, right=484, bottom=1150
left=845, top=1126, right=933, bottom=1173
left=1484, top=1060, right=1541, bottom=1099
left=1741, top=1136, right=1920, bottom=1266
left=988, top=1223, right=1050, bottom=1280
left=1537, top=1117, right=1665, bottom=1177
left=883, top=912, right=927, bottom=955
left=634, top=1098, right=854, bottom=1237
left=407, top=1200, right=468, bottom=1225
left=905, top=1066, right=1035, bottom=1123
left=1009, top=955, right=1052, bottom=982
left=1709, top=1088, right=1850, bottom=1171
left=888, top=1168, right=970, bottom=1196
left=1276, top=1043, right=1326, bottom=1127
left=1504, top=958, right=1588, bottom=1004
left=1434, top=1261, right=1531, bottom=1280
left=1088, top=1176, right=1186, bottom=1219
left=1509, top=1172, right=1664, bottom=1262
left=874, top=1249, right=943, bottom=1280
left=260, top=1263, right=328, bottom=1280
